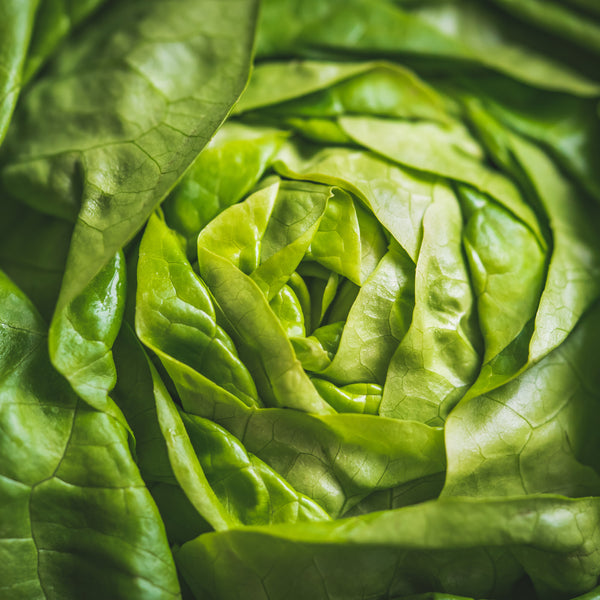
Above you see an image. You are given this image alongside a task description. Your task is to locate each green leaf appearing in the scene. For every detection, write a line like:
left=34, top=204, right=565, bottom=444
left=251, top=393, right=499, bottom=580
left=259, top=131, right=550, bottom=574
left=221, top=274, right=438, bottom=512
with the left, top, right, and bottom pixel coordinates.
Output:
left=112, top=323, right=235, bottom=533
left=0, top=0, right=38, bottom=145
left=324, top=243, right=415, bottom=385
left=197, top=246, right=335, bottom=414
left=177, top=495, right=600, bottom=599
left=456, top=75, right=600, bottom=203
left=571, top=585, right=600, bottom=600
left=256, top=0, right=600, bottom=95
left=181, top=411, right=330, bottom=526
left=270, top=284, right=306, bottom=338
left=197, top=179, right=334, bottom=301
left=344, top=472, right=445, bottom=517
left=338, top=114, right=546, bottom=246
left=163, top=122, right=288, bottom=256
left=380, top=185, right=480, bottom=425
left=511, top=135, right=600, bottom=363
left=311, top=379, right=382, bottom=414
left=487, top=0, right=600, bottom=55
left=457, top=185, right=546, bottom=399
left=463, top=101, right=600, bottom=392
left=308, top=188, right=362, bottom=284
left=49, top=250, right=130, bottom=431
left=0, top=269, right=180, bottom=599
left=0, top=199, right=71, bottom=321
left=443, top=300, right=600, bottom=499
left=182, top=389, right=447, bottom=518
left=560, top=0, right=600, bottom=17
left=115, top=324, right=331, bottom=535
left=0, top=0, right=259, bottom=317
left=275, top=142, right=437, bottom=262
left=236, top=60, right=447, bottom=122
left=23, top=0, right=108, bottom=83
left=136, top=213, right=260, bottom=408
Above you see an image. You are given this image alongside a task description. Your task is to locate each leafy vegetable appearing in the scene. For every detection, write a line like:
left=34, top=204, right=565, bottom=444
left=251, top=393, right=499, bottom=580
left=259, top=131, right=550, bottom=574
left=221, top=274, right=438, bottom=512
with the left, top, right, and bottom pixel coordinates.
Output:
left=0, top=270, right=179, bottom=599
left=0, top=0, right=599, bottom=598
left=0, top=0, right=38, bottom=144
left=0, top=0, right=259, bottom=313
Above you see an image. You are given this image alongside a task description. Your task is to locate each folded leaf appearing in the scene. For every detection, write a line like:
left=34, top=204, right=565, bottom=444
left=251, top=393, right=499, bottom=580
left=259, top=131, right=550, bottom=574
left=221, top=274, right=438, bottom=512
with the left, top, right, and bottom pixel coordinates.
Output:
left=177, top=496, right=600, bottom=599
left=49, top=250, right=129, bottom=432
left=380, top=184, right=480, bottom=424
left=136, top=213, right=260, bottom=408
left=0, top=269, right=180, bottom=599
left=0, top=0, right=259, bottom=318
left=0, top=0, right=38, bottom=145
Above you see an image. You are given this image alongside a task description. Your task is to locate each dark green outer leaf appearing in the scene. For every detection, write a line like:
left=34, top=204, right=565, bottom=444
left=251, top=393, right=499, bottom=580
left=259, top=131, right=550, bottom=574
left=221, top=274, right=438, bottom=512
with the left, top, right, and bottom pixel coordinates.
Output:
left=0, top=0, right=259, bottom=318
left=0, top=0, right=38, bottom=145
left=23, top=0, right=108, bottom=83
left=570, top=586, right=600, bottom=600
left=560, top=0, right=600, bottom=18
left=443, top=300, right=600, bottom=499
left=444, top=74, right=600, bottom=204
left=256, top=0, right=600, bottom=96
left=177, top=495, right=600, bottom=600
left=0, top=270, right=180, bottom=599
left=487, top=0, right=600, bottom=55
left=392, top=594, right=483, bottom=600
left=0, top=199, right=71, bottom=321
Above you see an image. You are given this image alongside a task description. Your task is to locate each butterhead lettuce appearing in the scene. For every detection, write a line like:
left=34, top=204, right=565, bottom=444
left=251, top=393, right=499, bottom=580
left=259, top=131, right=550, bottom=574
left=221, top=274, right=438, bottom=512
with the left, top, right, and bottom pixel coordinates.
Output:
left=0, top=1, right=599, bottom=599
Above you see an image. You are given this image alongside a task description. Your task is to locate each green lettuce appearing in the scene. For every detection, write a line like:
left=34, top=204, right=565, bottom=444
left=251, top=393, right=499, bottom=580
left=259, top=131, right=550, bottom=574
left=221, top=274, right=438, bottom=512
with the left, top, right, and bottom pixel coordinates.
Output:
left=0, top=0, right=599, bottom=598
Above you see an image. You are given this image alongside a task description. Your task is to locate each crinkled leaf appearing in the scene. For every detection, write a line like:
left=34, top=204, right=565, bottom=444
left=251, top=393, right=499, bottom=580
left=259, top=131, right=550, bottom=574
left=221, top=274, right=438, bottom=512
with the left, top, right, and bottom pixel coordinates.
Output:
left=136, top=213, right=260, bottom=408
left=380, top=185, right=480, bottom=425
left=324, top=243, right=415, bottom=385
left=0, top=270, right=180, bottom=599
left=0, top=0, right=259, bottom=317
left=181, top=384, right=447, bottom=518
left=275, top=142, right=437, bottom=262
left=443, top=301, right=600, bottom=499
left=197, top=246, right=335, bottom=414
left=511, top=135, right=600, bottom=363
left=338, top=114, right=545, bottom=246
left=0, top=0, right=38, bottom=145
left=177, top=496, right=600, bottom=600
left=197, top=179, right=334, bottom=301
left=163, top=122, right=288, bottom=256
left=311, top=379, right=382, bottom=415
left=49, top=250, right=129, bottom=431
left=181, top=411, right=330, bottom=526
left=112, top=323, right=235, bottom=532
left=458, top=185, right=546, bottom=399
